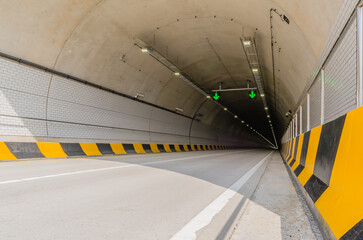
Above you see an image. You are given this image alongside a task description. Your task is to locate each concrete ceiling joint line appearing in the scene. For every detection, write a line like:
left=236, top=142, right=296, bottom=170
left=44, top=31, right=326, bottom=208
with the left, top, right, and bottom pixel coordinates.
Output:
left=206, top=37, right=239, bottom=86
left=241, top=36, right=278, bottom=148
left=134, top=38, right=266, bottom=143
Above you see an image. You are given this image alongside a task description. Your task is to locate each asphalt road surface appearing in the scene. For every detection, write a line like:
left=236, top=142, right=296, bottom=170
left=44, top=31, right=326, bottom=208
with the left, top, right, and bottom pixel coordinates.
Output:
left=0, top=149, right=284, bottom=240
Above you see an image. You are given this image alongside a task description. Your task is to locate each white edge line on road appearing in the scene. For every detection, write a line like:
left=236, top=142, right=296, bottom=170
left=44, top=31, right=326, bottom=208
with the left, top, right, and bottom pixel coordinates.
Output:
left=0, top=151, right=247, bottom=185
left=169, top=151, right=274, bottom=240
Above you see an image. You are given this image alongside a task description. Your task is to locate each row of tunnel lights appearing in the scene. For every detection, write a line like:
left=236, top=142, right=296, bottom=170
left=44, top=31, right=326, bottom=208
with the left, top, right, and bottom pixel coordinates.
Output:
left=242, top=40, right=276, bottom=147
left=140, top=46, right=274, bottom=146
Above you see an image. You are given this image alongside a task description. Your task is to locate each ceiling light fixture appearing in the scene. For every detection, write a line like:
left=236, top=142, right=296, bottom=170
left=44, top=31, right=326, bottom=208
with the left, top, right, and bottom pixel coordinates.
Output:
left=243, top=41, right=251, bottom=46
left=135, top=93, right=145, bottom=99
left=241, top=36, right=277, bottom=148
left=234, top=115, right=238, bottom=119
left=224, top=108, right=228, bottom=111
left=174, top=72, right=180, bottom=76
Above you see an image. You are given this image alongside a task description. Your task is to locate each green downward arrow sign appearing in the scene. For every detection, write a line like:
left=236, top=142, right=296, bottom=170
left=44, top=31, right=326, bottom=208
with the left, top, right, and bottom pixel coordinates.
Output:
left=213, top=92, right=220, bottom=100
left=249, top=90, right=256, bottom=99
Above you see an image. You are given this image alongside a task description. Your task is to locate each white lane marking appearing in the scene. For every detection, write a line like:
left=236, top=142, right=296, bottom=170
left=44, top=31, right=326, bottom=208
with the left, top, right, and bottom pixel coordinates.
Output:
left=170, top=151, right=273, bottom=240
left=0, top=151, right=245, bottom=185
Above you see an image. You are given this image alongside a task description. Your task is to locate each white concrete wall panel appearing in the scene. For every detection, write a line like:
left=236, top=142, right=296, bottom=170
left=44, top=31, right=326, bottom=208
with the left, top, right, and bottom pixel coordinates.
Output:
left=0, top=116, right=46, bottom=137
left=150, top=132, right=189, bottom=144
left=302, top=100, right=307, bottom=133
left=0, top=88, right=46, bottom=119
left=0, top=58, right=50, bottom=137
left=324, top=15, right=357, bottom=123
left=0, top=57, right=257, bottom=145
left=47, top=121, right=150, bottom=142
left=149, top=107, right=191, bottom=136
left=0, top=58, right=51, bottom=95
left=48, top=75, right=152, bottom=117
left=47, top=98, right=150, bottom=131
left=310, top=75, right=322, bottom=129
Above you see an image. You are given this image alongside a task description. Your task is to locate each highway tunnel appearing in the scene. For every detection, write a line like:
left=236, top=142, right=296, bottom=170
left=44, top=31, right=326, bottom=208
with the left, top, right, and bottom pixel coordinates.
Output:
left=0, top=0, right=362, bottom=239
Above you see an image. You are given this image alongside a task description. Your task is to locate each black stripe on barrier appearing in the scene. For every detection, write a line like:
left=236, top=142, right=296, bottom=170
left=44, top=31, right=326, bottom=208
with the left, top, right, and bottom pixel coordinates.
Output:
left=286, top=140, right=292, bottom=160
left=304, top=175, right=329, bottom=202
left=340, top=219, right=363, bottom=240
left=123, top=144, right=136, bottom=154
left=96, top=143, right=114, bottom=155
left=169, top=144, right=176, bottom=152
left=186, top=145, right=192, bottom=151
left=5, top=142, right=44, bottom=159
left=142, top=144, right=152, bottom=153
left=299, top=132, right=310, bottom=167
left=157, top=144, right=166, bottom=152
left=294, top=131, right=311, bottom=177
left=288, top=139, right=294, bottom=161
left=179, top=145, right=185, bottom=151
left=294, top=165, right=305, bottom=177
left=60, top=143, right=86, bottom=156
left=289, top=136, right=300, bottom=167
left=313, top=115, right=346, bottom=186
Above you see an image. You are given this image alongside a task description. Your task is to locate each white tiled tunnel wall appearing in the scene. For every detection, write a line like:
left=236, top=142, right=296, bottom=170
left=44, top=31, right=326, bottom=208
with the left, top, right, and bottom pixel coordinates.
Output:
left=324, top=14, right=357, bottom=123
left=0, top=58, right=50, bottom=137
left=0, top=56, right=256, bottom=145
left=282, top=0, right=360, bottom=143
left=309, top=75, right=322, bottom=130
left=302, top=100, right=307, bottom=133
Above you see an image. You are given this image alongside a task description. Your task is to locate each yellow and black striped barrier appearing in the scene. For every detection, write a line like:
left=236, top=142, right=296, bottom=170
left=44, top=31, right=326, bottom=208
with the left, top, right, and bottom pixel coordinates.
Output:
left=0, top=142, right=235, bottom=161
left=281, top=106, right=363, bottom=240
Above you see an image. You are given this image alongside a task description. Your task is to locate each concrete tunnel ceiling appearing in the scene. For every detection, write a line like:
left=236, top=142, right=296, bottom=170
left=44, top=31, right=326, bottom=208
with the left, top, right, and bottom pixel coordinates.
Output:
left=0, top=0, right=345, bottom=144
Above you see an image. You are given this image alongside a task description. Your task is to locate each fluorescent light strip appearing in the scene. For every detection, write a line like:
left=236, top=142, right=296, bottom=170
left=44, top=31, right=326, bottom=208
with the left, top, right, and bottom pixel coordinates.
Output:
left=241, top=37, right=278, bottom=148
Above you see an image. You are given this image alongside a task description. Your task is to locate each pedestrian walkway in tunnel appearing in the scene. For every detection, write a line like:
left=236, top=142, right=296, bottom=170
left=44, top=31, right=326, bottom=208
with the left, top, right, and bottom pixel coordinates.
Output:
left=0, top=150, right=322, bottom=240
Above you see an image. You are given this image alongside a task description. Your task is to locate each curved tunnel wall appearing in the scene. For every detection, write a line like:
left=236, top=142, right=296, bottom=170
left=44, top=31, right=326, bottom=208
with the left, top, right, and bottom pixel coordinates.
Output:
left=0, top=56, right=268, bottom=147
left=0, top=0, right=346, bottom=142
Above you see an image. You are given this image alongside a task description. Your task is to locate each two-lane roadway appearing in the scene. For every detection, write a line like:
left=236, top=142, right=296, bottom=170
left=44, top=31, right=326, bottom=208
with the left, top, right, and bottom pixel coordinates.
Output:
left=0, top=149, right=273, bottom=240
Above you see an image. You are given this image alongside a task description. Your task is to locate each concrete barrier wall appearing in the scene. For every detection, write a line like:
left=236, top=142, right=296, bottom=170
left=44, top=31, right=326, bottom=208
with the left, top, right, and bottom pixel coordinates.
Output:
left=0, top=142, right=236, bottom=161
left=0, top=57, right=266, bottom=146
left=281, top=106, right=363, bottom=239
